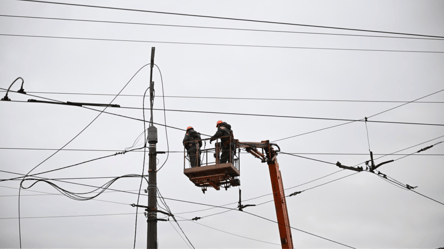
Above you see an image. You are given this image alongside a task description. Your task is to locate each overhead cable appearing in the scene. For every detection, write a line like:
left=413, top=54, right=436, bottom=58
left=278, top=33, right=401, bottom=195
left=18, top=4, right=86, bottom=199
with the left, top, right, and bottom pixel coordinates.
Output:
left=2, top=33, right=443, bottom=54
left=1, top=147, right=443, bottom=156
left=2, top=90, right=442, bottom=104
left=6, top=99, right=444, bottom=127
left=16, top=63, right=151, bottom=249
left=16, top=0, right=444, bottom=39
left=2, top=14, right=443, bottom=41
left=0, top=147, right=142, bottom=183
left=274, top=88, right=444, bottom=142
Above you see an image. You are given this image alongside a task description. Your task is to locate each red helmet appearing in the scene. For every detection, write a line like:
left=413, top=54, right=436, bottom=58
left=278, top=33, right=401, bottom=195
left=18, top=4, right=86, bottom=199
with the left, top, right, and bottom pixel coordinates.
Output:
left=216, top=120, right=223, bottom=127
left=187, top=126, right=193, bottom=130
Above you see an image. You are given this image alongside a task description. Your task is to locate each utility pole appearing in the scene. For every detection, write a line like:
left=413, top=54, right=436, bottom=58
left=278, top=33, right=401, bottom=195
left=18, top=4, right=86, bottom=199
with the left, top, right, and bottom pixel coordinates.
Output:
left=147, top=47, right=158, bottom=249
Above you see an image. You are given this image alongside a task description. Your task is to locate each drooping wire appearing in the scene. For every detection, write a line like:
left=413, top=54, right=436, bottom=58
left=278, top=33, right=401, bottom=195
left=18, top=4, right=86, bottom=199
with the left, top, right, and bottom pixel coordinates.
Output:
left=20, top=174, right=149, bottom=201
left=155, top=64, right=170, bottom=172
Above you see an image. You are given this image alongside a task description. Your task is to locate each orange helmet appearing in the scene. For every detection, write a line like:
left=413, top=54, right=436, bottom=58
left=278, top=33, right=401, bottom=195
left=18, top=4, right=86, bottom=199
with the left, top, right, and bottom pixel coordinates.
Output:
left=187, top=126, right=193, bottom=130
left=216, top=120, right=223, bottom=127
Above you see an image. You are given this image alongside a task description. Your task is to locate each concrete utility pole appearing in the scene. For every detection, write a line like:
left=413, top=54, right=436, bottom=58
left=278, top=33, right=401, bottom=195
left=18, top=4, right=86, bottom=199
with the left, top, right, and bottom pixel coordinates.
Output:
left=147, top=47, right=158, bottom=249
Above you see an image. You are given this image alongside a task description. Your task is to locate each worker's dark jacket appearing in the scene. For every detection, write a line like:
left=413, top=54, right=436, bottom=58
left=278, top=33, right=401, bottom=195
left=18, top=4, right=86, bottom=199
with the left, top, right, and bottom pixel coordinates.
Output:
left=210, top=122, right=233, bottom=149
left=183, top=129, right=202, bottom=150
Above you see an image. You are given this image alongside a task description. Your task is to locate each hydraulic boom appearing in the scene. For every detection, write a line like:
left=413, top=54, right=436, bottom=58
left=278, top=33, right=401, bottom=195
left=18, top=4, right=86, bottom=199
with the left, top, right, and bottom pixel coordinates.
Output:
left=237, top=140, right=294, bottom=249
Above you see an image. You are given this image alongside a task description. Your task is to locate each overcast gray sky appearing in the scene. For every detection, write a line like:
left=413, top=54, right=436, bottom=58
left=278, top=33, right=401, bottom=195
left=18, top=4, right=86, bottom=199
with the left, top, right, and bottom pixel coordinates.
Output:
left=1, top=0, right=444, bottom=248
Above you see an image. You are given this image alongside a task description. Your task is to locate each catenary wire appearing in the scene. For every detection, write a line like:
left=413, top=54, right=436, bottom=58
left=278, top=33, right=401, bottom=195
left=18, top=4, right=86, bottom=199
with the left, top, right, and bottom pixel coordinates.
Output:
left=2, top=90, right=442, bottom=104
left=2, top=33, right=444, bottom=54
left=6, top=99, right=444, bottom=127
left=0, top=87, right=203, bottom=136
left=2, top=14, right=444, bottom=41
left=15, top=0, right=444, bottom=39
left=273, top=88, right=444, bottom=142
left=197, top=136, right=444, bottom=218
left=1, top=147, right=443, bottom=156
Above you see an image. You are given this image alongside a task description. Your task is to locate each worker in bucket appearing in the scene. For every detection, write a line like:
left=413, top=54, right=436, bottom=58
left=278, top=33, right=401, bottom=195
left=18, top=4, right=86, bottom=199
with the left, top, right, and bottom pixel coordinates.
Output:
left=210, top=120, right=234, bottom=164
left=183, top=126, right=202, bottom=167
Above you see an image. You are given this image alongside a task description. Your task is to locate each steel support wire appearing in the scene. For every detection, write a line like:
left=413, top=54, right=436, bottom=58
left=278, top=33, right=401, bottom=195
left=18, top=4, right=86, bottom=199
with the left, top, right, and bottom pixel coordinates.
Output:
left=274, top=88, right=444, bottom=142
left=3, top=14, right=444, bottom=41
left=2, top=33, right=444, bottom=53
left=15, top=0, right=444, bottom=39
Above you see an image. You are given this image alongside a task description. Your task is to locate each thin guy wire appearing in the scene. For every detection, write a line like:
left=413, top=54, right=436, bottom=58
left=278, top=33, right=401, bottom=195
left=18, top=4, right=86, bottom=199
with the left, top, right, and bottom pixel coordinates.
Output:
left=274, top=88, right=444, bottom=142
left=168, top=221, right=192, bottom=249
left=368, top=88, right=444, bottom=118
left=2, top=33, right=444, bottom=54
left=182, top=217, right=280, bottom=246
left=2, top=14, right=444, bottom=41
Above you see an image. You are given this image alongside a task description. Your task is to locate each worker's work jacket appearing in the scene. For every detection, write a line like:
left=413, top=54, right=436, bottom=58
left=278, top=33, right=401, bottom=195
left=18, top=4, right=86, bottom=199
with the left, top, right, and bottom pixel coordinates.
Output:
left=183, top=129, right=202, bottom=151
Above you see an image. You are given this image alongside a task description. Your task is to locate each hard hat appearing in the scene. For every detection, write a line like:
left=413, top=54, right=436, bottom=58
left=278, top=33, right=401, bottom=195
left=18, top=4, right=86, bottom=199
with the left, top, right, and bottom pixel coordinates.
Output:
left=216, top=120, right=223, bottom=127
left=187, top=126, right=193, bottom=130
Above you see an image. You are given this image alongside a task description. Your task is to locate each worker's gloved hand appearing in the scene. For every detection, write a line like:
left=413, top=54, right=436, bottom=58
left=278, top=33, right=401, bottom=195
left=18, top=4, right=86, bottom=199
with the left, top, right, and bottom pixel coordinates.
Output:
left=209, top=138, right=214, bottom=144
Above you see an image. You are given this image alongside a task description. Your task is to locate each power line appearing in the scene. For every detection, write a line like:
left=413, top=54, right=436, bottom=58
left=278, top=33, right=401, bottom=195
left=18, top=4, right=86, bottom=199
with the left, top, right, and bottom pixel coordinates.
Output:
left=0, top=212, right=143, bottom=220
left=0, top=147, right=142, bottom=183
left=241, top=210, right=355, bottom=249
left=184, top=219, right=280, bottom=246
left=2, top=33, right=443, bottom=53
left=6, top=99, right=444, bottom=127
left=2, top=14, right=443, bottom=41
left=3, top=90, right=442, bottom=104
left=1, top=168, right=354, bottom=247
left=15, top=64, right=152, bottom=249
left=1, top=147, right=442, bottom=156
left=273, top=88, right=444, bottom=142
left=16, top=0, right=444, bottom=39
left=0, top=87, right=195, bottom=135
